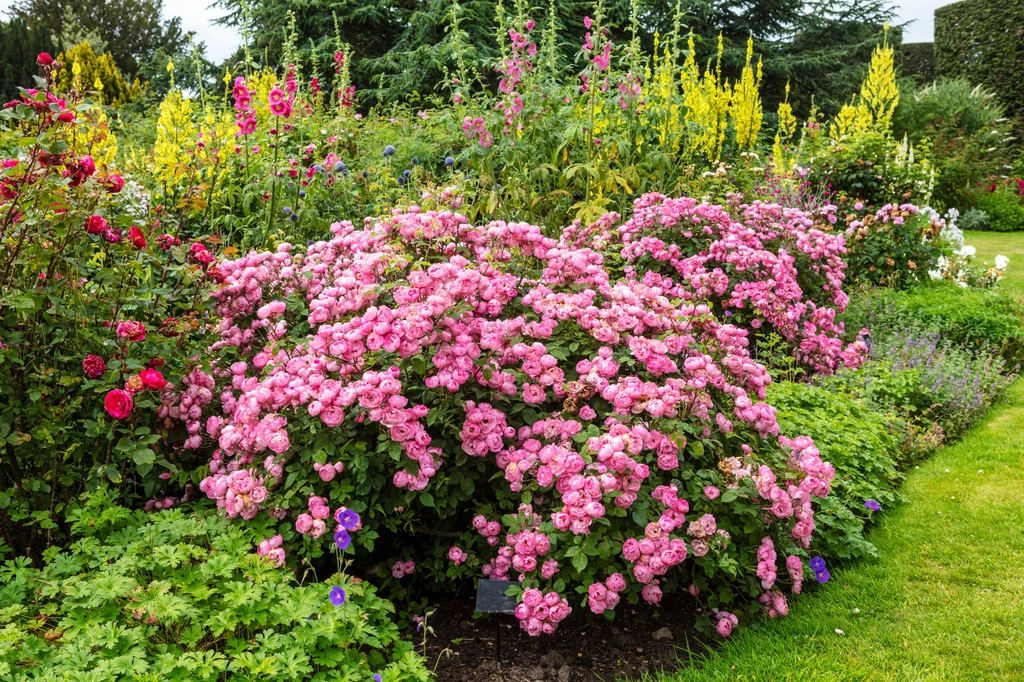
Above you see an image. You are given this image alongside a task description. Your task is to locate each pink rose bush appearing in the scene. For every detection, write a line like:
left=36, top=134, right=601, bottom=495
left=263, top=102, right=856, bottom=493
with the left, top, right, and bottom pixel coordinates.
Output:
left=566, top=192, right=868, bottom=375
left=162, top=193, right=847, bottom=637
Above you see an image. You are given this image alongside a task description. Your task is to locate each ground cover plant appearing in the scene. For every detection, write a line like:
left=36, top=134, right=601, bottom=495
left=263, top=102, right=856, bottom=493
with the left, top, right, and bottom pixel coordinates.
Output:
left=0, top=493, right=432, bottom=682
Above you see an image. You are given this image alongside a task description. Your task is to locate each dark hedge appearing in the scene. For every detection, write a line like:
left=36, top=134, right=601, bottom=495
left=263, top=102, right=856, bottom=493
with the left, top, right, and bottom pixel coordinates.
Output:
left=934, top=0, right=1024, bottom=118
left=902, top=42, right=934, bottom=82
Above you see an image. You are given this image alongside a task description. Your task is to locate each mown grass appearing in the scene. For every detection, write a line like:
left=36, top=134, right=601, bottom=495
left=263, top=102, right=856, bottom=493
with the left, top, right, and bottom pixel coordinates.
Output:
left=964, top=229, right=1024, bottom=298
left=662, top=381, right=1024, bottom=682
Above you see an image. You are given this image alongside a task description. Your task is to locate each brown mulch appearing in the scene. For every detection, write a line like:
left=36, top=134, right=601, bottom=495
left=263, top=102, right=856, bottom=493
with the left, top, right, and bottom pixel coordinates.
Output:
left=419, top=593, right=714, bottom=682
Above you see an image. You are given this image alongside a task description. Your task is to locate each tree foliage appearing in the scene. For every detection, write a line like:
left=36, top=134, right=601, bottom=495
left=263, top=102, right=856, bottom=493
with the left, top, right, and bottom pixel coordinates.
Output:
left=9, top=0, right=190, bottom=77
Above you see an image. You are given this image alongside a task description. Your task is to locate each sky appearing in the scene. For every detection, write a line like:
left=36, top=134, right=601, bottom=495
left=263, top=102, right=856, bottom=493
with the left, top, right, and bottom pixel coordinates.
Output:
left=1, top=0, right=950, bottom=65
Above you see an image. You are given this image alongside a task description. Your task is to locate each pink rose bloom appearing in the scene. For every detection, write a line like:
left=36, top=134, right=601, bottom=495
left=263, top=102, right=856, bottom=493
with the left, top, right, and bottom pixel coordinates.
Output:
left=104, top=389, right=133, bottom=419
left=704, top=485, right=720, bottom=500
left=715, top=611, right=738, bottom=637
left=295, top=513, right=313, bottom=534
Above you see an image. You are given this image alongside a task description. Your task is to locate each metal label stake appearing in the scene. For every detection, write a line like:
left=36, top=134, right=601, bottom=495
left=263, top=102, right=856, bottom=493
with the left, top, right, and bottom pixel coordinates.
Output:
left=475, top=579, right=517, bottom=669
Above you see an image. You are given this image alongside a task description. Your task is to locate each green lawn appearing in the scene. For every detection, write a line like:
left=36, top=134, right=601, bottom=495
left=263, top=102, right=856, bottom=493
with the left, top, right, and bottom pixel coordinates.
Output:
left=665, top=381, right=1024, bottom=682
left=964, top=230, right=1024, bottom=298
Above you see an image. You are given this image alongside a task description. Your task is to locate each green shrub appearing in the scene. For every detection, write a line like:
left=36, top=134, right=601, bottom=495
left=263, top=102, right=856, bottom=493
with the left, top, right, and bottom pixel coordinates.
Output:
left=893, top=78, right=1013, bottom=211
left=958, top=208, right=990, bottom=231
left=0, top=496, right=431, bottom=682
left=767, top=382, right=904, bottom=561
left=844, top=283, right=1024, bottom=362
left=970, top=182, right=1024, bottom=232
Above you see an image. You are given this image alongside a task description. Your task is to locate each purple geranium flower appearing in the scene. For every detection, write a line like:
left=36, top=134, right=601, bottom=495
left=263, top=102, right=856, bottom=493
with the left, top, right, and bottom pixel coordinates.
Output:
left=334, top=529, right=351, bottom=551
left=337, top=507, right=360, bottom=530
left=329, top=586, right=346, bottom=606
left=815, top=570, right=831, bottom=584
left=810, top=556, right=826, bottom=573
left=864, top=499, right=881, bottom=512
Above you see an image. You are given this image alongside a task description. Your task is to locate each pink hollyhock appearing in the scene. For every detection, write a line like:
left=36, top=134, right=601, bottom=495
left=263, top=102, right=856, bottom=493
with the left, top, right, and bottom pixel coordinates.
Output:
left=82, top=354, right=106, bottom=378
left=104, top=389, right=133, bottom=420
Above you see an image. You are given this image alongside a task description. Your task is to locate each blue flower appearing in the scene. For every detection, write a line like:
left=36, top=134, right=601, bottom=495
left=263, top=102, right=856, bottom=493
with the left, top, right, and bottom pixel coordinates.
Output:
left=397, top=176, right=406, bottom=186
left=361, top=171, right=369, bottom=179
left=334, top=529, right=351, bottom=550
left=444, top=156, right=455, bottom=167
left=864, top=499, right=881, bottom=511
left=337, top=508, right=360, bottom=530
left=373, top=675, right=382, bottom=682
left=289, top=213, right=298, bottom=223
left=411, top=157, right=419, bottom=165
left=402, top=169, right=411, bottom=178
left=815, top=570, right=831, bottom=584
left=384, top=145, right=396, bottom=157
left=298, top=189, right=306, bottom=198
left=281, top=206, right=292, bottom=215
left=313, top=164, right=324, bottom=173
left=810, top=556, right=826, bottom=573
left=334, top=161, right=346, bottom=173
left=329, top=585, right=346, bottom=606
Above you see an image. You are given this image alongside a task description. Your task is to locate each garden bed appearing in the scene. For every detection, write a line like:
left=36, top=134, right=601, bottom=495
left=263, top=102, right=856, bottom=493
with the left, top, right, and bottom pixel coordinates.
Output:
left=423, top=594, right=706, bottom=682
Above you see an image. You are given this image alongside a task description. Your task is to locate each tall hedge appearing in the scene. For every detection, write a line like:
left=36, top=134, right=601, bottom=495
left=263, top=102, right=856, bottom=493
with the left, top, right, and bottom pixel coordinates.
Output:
left=902, top=42, right=934, bottom=82
left=934, top=0, right=1024, bottom=118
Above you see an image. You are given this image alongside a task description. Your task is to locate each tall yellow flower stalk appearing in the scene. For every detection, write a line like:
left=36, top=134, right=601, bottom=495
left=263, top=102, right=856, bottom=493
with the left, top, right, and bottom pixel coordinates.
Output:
left=730, top=36, right=763, bottom=150
left=860, top=25, right=899, bottom=128
left=66, top=60, right=118, bottom=169
left=154, top=86, right=198, bottom=189
left=772, top=81, right=797, bottom=173
left=639, top=35, right=683, bottom=153
left=682, top=34, right=732, bottom=162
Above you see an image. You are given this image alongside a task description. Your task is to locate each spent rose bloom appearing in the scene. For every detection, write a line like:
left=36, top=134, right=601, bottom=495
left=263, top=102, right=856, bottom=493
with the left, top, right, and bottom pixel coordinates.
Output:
left=116, top=320, right=146, bottom=342
left=104, top=389, right=133, bottom=419
left=82, top=354, right=106, bottom=378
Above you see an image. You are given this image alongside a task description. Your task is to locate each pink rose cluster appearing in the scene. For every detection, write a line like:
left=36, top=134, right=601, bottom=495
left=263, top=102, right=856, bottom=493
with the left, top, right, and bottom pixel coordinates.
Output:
left=616, top=193, right=867, bottom=375
left=621, top=484, right=690, bottom=603
left=391, top=560, right=416, bottom=578
left=257, top=534, right=286, bottom=567
left=472, top=514, right=502, bottom=546
left=448, top=545, right=468, bottom=565
left=514, top=588, right=571, bottom=636
left=587, top=573, right=626, bottom=614
left=199, top=469, right=269, bottom=520
left=295, top=494, right=333, bottom=539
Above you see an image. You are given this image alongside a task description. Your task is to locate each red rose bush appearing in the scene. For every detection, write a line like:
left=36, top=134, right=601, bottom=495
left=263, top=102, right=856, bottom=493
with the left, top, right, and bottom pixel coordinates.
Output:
left=162, top=194, right=852, bottom=636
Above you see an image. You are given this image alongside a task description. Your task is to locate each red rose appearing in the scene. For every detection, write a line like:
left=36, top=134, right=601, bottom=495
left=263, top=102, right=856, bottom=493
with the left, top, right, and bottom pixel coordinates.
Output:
left=85, top=215, right=108, bottom=235
left=139, top=368, right=168, bottom=390
left=146, top=357, right=165, bottom=369
left=37, top=53, right=54, bottom=66
left=104, top=389, right=133, bottom=420
left=106, top=174, right=125, bottom=193
left=82, top=354, right=106, bottom=378
left=129, top=225, right=147, bottom=248
left=57, top=110, right=75, bottom=123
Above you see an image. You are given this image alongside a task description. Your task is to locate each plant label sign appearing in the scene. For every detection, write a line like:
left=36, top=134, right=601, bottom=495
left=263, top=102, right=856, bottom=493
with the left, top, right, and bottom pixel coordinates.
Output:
left=475, top=579, right=517, bottom=614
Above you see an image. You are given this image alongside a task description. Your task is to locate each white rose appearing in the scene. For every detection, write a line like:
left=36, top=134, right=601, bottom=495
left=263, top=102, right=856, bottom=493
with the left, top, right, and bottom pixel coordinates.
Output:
left=995, top=255, right=1009, bottom=271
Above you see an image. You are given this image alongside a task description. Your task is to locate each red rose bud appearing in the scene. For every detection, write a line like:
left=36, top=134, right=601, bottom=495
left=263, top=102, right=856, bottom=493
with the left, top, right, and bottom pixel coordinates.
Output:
left=129, top=225, right=147, bottom=248
left=37, top=53, right=54, bottom=66
left=57, top=111, right=74, bottom=122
